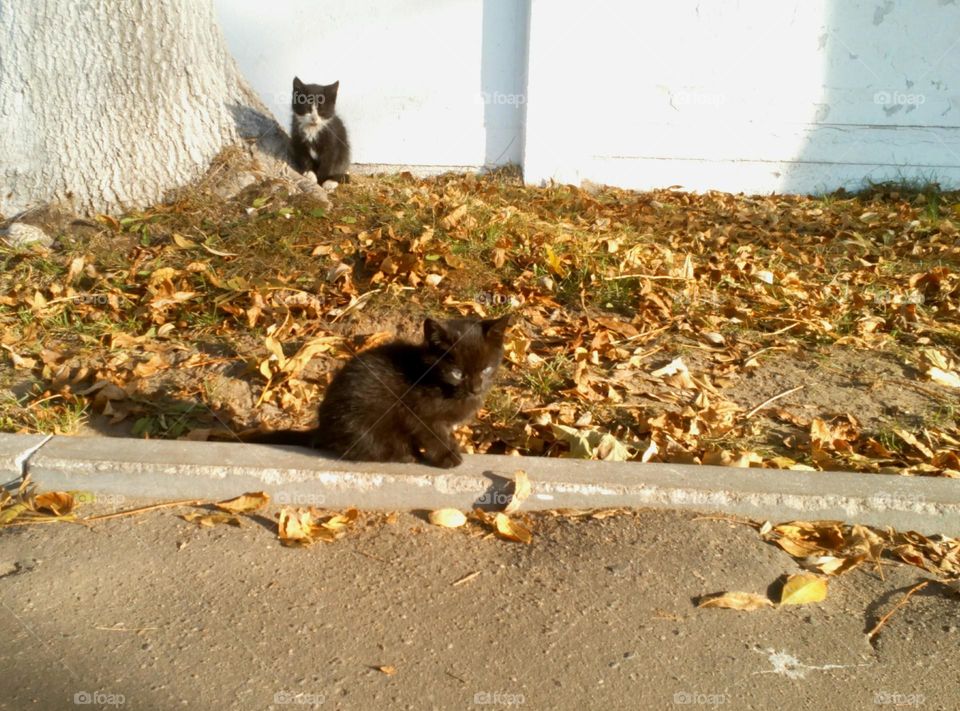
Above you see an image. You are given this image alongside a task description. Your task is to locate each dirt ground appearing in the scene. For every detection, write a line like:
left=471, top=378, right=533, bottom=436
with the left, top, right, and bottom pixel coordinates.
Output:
left=1, top=167, right=958, bottom=475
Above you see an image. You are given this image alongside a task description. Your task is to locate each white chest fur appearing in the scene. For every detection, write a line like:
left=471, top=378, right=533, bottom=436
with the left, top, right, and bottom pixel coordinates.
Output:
left=296, top=111, right=332, bottom=143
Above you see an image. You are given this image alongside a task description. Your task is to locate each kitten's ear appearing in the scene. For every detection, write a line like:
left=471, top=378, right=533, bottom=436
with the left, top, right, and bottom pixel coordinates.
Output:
left=327, top=81, right=340, bottom=99
left=293, top=76, right=304, bottom=90
left=481, top=314, right=512, bottom=342
left=424, top=318, right=452, bottom=349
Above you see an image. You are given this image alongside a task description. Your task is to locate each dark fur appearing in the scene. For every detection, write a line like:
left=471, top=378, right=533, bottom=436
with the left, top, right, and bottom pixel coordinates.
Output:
left=290, top=76, right=350, bottom=183
left=253, top=316, right=511, bottom=468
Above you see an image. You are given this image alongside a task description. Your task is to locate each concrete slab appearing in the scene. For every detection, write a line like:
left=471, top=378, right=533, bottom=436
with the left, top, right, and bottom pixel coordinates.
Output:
left=22, top=434, right=960, bottom=535
left=0, top=433, right=51, bottom=487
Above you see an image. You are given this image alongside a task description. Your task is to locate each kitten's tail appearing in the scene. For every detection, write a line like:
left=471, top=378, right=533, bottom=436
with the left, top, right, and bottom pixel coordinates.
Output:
left=242, top=428, right=320, bottom=448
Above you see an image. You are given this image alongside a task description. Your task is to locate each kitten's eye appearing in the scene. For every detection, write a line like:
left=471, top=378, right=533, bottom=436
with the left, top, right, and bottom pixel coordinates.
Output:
left=482, top=366, right=494, bottom=376
left=449, top=368, right=463, bottom=381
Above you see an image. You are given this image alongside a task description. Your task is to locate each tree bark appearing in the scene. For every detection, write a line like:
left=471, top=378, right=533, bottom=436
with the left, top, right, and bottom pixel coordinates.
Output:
left=0, top=0, right=292, bottom=217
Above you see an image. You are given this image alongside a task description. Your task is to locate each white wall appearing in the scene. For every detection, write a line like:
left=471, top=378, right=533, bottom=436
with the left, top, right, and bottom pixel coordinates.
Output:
left=217, top=0, right=960, bottom=194
left=524, top=0, right=960, bottom=194
left=214, top=0, right=528, bottom=169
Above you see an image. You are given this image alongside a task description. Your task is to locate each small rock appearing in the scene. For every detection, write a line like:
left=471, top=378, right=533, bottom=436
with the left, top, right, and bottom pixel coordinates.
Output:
left=605, top=562, right=630, bottom=576
left=1, top=222, right=53, bottom=248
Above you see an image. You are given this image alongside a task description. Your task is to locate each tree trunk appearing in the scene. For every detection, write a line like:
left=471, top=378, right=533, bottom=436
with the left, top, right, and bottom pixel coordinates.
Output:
left=0, top=0, right=293, bottom=217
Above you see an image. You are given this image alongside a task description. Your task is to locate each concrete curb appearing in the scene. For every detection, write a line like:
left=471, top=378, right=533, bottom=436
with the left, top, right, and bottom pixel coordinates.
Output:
left=2, top=433, right=958, bottom=535
left=0, top=434, right=51, bottom=486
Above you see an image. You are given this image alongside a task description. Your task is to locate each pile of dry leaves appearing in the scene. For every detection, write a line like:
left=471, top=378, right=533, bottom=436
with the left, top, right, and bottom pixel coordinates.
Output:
left=1, top=171, right=958, bottom=474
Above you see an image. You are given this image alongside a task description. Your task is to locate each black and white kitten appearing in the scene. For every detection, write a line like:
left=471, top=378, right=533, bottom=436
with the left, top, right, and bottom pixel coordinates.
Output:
left=251, top=316, right=511, bottom=468
left=290, top=76, right=350, bottom=187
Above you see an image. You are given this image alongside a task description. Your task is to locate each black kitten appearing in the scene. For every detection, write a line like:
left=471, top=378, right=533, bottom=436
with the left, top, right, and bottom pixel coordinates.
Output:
left=290, top=76, right=350, bottom=185
left=255, top=316, right=511, bottom=468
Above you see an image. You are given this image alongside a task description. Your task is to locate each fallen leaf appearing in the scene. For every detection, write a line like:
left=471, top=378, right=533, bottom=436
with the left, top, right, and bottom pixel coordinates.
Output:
left=780, top=573, right=828, bottom=605
left=33, top=491, right=77, bottom=516
left=215, top=492, right=270, bottom=514
left=503, top=469, right=531, bottom=514
left=0, top=502, right=30, bottom=525
left=180, top=512, right=242, bottom=528
left=428, top=508, right=467, bottom=528
left=322, top=508, right=359, bottom=531
left=278, top=507, right=315, bottom=545
left=697, top=592, right=773, bottom=611
left=928, top=367, right=960, bottom=389
left=494, top=513, right=533, bottom=544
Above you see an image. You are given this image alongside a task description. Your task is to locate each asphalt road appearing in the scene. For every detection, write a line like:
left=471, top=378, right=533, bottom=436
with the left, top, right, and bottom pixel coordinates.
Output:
left=0, top=504, right=956, bottom=710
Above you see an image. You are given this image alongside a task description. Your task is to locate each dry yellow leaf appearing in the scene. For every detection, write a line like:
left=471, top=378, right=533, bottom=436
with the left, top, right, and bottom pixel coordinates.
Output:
left=180, top=512, right=242, bottom=528
left=322, top=508, right=359, bottom=531
left=378, top=665, right=397, bottom=676
left=494, top=513, right=533, bottom=544
left=0, top=502, right=29, bottom=525
left=278, top=507, right=315, bottom=545
left=428, top=508, right=467, bottom=528
left=215, top=491, right=270, bottom=514
left=780, top=572, right=828, bottom=605
left=172, top=233, right=199, bottom=249
left=65, top=256, right=86, bottom=284
left=697, top=592, right=773, bottom=611
left=928, top=367, right=960, bottom=389
left=503, top=469, right=531, bottom=514
left=33, top=491, right=77, bottom=516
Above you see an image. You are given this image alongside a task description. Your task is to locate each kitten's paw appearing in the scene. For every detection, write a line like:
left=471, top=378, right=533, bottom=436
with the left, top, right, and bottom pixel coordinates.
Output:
left=321, top=179, right=339, bottom=191
left=429, top=448, right=463, bottom=469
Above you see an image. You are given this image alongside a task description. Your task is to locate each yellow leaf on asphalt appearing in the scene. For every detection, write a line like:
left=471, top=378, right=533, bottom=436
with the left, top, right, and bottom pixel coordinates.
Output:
left=278, top=507, right=315, bottom=545
left=0, top=502, right=30, bottom=525
left=697, top=592, right=773, bottom=611
left=428, top=508, right=467, bottom=528
left=322, top=508, right=359, bottom=531
left=494, top=513, right=533, bottom=544
left=180, top=512, right=242, bottom=528
left=33, top=491, right=77, bottom=516
left=378, top=665, right=397, bottom=676
left=215, top=492, right=270, bottom=514
left=780, top=572, right=828, bottom=605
